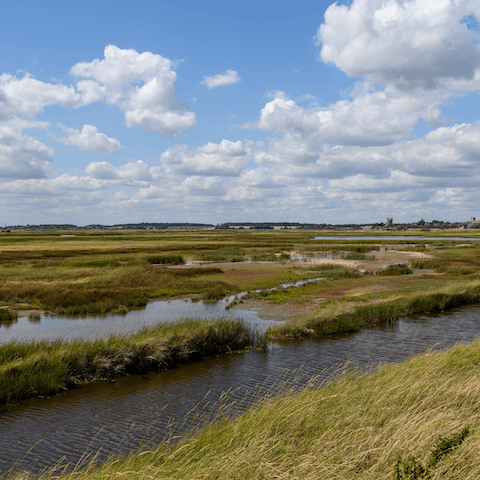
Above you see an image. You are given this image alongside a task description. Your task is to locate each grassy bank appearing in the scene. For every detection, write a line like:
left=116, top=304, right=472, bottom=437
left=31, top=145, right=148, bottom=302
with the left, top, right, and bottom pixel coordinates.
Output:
left=13, top=336, right=480, bottom=479
left=0, top=318, right=262, bottom=407
left=266, top=279, right=480, bottom=338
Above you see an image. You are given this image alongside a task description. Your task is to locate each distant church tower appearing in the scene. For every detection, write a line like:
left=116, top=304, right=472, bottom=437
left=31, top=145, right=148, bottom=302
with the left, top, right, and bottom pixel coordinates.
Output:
left=386, top=218, right=393, bottom=226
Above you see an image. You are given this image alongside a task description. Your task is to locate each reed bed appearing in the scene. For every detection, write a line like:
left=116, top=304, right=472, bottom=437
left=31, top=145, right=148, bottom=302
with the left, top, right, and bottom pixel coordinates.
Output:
left=11, top=337, right=480, bottom=479
left=0, top=318, right=262, bottom=407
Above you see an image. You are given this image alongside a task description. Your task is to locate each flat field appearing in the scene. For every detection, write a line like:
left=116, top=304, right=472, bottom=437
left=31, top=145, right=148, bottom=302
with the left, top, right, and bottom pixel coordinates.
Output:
left=2, top=228, right=480, bottom=326
left=4, top=228, right=480, bottom=478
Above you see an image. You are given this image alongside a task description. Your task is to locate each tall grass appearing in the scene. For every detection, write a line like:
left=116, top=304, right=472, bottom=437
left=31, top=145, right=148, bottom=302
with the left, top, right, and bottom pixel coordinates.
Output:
left=267, top=279, right=480, bottom=338
left=16, top=338, right=480, bottom=479
left=0, top=318, right=261, bottom=407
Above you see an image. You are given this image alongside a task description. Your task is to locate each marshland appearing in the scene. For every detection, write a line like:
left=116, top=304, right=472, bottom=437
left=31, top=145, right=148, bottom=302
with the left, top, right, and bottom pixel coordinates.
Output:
left=3, top=228, right=480, bottom=478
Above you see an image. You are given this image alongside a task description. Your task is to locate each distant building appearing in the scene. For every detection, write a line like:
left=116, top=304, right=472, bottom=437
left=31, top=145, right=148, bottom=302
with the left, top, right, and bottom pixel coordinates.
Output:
left=468, top=217, right=480, bottom=228
left=385, top=218, right=393, bottom=227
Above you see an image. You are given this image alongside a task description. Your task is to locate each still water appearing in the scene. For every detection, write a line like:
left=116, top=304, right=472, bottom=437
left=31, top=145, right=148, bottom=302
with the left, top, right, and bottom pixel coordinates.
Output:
left=0, top=278, right=324, bottom=344
left=1, top=304, right=480, bottom=474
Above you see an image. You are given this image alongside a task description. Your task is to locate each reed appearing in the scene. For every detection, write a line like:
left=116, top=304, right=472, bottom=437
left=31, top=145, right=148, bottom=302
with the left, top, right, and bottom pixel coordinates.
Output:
left=0, top=318, right=261, bottom=407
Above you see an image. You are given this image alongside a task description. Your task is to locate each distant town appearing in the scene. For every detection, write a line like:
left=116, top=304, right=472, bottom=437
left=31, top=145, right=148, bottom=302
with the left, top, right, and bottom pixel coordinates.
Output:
left=2, top=218, right=480, bottom=232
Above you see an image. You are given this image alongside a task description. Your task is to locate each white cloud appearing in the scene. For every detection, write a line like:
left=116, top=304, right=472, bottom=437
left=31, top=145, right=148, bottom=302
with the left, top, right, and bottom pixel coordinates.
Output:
left=316, top=0, right=480, bottom=90
left=0, top=73, right=88, bottom=121
left=70, top=45, right=196, bottom=138
left=181, top=176, right=226, bottom=196
left=0, top=175, right=104, bottom=195
left=236, top=166, right=292, bottom=188
left=160, top=139, right=251, bottom=176
left=201, top=70, right=240, bottom=88
left=0, top=120, right=54, bottom=180
left=86, top=160, right=153, bottom=185
left=57, top=124, right=123, bottom=154
left=250, top=88, right=444, bottom=154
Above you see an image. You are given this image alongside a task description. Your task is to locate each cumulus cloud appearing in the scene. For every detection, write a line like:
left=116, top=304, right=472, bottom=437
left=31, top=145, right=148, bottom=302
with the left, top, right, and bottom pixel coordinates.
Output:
left=160, top=139, right=251, bottom=176
left=316, top=0, right=480, bottom=90
left=57, top=124, right=123, bottom=154
left=0, top=73, right=89, bottom=122
left=70, top=45, right=196, bottom=138
left=250, top=89, right=444, bottom=156
left=201, top=70, right=240, bottom=88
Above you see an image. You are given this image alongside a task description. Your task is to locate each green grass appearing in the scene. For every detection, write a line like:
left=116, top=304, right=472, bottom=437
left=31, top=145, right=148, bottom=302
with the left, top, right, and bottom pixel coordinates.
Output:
left=15, top=336, right=480, bottom=479
left=0, top=318, right=262, bottom=407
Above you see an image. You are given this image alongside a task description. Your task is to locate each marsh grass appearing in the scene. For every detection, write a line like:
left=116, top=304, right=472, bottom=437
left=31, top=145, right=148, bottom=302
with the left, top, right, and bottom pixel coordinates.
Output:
left=28, top=312, right=41, bottom=322
left=197, top=248, right=246, bottom=262
left=146, top=254, right=184, bottom=265
left=267, top=279, right=480, bottom=338
left=377, top=263, right=413, bottom=276
left=200, top=286, right=231, bottom=303
left=13, top=338, right=480, bottom=479
left=0, top=230, right=478, bottom=319
left=342, top=252, right=374, bottom=260
left=308, top=264, right=362, bottom=279
left=250, top=253, right=277, bottom=261
left=0, top=263, right=232, bottom=313
left=0, top=309, right=18, bottom=322
left=0, top=318, right=260, bottom=407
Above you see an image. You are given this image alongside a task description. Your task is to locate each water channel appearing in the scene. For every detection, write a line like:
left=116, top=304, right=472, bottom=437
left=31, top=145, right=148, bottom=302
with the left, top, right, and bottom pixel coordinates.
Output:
left=2, top=298, right=480, bottom=475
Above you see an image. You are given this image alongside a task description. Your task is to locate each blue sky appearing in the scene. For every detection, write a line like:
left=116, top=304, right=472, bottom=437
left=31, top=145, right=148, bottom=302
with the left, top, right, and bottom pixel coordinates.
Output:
left=1, top=0, right=480, bottom=225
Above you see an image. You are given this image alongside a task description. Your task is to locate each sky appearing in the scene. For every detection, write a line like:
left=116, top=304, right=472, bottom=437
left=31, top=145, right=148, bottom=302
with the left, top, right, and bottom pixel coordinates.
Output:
left=1, top=0, right=480, bottom=226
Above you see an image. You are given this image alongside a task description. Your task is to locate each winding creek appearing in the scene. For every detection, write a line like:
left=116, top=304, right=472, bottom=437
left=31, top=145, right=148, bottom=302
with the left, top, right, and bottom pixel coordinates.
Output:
left=2, top=292, right=480, bottom=474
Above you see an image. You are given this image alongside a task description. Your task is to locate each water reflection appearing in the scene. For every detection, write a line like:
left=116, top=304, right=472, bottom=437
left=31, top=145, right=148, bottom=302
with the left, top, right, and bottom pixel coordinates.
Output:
left=1, top=304, right=480, bottom=474
left=0, top=318, right=17, bottom=329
